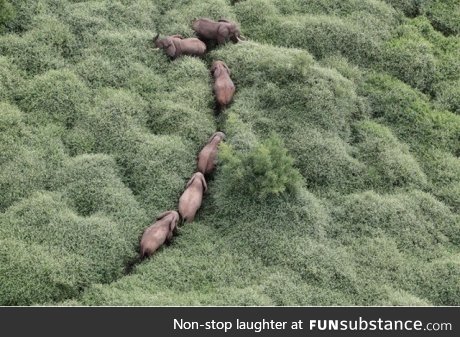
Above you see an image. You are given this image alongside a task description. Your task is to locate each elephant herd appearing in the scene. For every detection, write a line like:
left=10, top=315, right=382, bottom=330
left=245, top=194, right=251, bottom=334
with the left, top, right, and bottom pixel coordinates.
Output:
left=140, top=18, right=240, bottom=258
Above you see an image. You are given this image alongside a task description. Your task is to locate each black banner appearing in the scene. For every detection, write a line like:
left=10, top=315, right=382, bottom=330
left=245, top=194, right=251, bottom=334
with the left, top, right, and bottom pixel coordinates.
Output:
left=0, top=307, right=458, bottom=336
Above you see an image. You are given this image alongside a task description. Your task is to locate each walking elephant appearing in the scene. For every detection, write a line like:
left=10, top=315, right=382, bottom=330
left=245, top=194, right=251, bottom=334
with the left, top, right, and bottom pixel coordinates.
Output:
left=197, top=132, right=226, bottom=175
left=153, top=33, right=206, bottom=59
left=140, top=210, right=179, bottom=258
left=192, top=18, right=244, bottom=44
left=211, top=60, right=235, bottom=109
left=178, top=172, right=207, bottom=223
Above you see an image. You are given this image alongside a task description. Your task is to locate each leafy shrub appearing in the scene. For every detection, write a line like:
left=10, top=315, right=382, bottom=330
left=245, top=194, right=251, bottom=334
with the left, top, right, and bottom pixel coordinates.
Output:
left=360, top=73, right=460, bottom=155
left=422, top=0, right=460, bottom=35
left=0, top=238, right=85, bottom=305
left=18, top=69, right=90, bottom=128
left=0, top=191, right=135, bottom=284
left=0, top=103, right=26, bottom=165
left=419, top=149, right=460, bottom=210
left=0, top=0, right=15, bottom=30
left=381, top=31, right=436, bottom=93
left=219, top=134, right=301, bottom=199
left=235, top=0, right=395, bottom=64
left=52, top=154, right=147, bottom=236
left=0, top=112, right=67, bottom=211
left=354, top=120, right=428, bottom=190
left=0, top=57, right=24, bottom=103
left=0, top=16, right=77, bottom=74
left=418, top=255, right=460, bottom=305
left=331, top=191, right=459, bottom=258
left=434, top=80, right=460, bottom=114
left=3, top=0, right=39, bottom=32
left=286, top=127, right=367, bottom=194
left=382, top=0, right=420, bottom=17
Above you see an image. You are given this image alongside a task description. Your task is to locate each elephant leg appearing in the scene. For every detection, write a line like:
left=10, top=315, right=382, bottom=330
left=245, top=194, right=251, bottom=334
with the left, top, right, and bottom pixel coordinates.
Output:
left=216, top=26, right=229, bottom=44
left=217, top=34, right=226, bottom=44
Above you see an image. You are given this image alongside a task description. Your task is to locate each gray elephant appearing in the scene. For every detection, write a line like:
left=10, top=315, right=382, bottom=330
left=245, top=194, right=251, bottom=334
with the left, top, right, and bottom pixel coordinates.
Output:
left=153, top=33, right=206, bottom=59
left=192, top=18, right=244, bottom=44
left=178, top=172, right=207, bottom=223
left=211, top=61, right=235, bottom=109
left=197, top=132, right=226, bottom=175
left=140, top=210, right=179, bottom=258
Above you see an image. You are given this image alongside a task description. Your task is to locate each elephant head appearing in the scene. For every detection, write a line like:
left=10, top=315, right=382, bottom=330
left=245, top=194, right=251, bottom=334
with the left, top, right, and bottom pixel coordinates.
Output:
left=186, top=172, right=208, bottom=192
left=156, top=210, right=180, bottom=233
left=211, top=60, right=231, bottom=77
left=153, top=34, right=177, bottom=57
left=208, top=131, right=226, bottom=144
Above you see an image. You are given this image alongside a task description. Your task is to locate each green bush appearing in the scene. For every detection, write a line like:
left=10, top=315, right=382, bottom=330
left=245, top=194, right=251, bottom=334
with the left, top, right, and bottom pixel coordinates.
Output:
left=0, top=103, right=26, bottom=165
left=219, top=134, right=301, bottom=199
left=422, top=0, right=460, bottom=35
left=52, top=154, right=147, bottom=236
left=117, top=133, right=196, bottom=217
left=381, top=29, right=436, bottom=93
left=0, top=238, right=86, bottom=305
left=0, top=16, right=77, bottom=74
left=0, top=57, right=24, bottom=103
left=3, top=0, right=40, bottom=32
left=0, top=0, right=15, bottom=30
left=286, top=127, right=367, bottom=194
left=419, top=149, right=460, bottom=210
left=18, top=69, right=90, bottom=128
left=419, top=255, right=460, bottom=305
left=235, top=0, right=395, bottom=64
left=382, top=0, right=420, bottom=17
left=0, top=191, right=135, bottom=284
left=354, top=120, right=428, bottom=190
left=360, top=73, right=460, bottom=155
left=0, top=116, right=67, bottom=211
left=331, top=190, right=459, bottom=258
left=434, top=80, right=460, bottom=114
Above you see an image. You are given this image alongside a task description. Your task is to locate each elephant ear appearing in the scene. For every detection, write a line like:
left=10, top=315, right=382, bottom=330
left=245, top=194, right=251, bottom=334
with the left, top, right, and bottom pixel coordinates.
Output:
left=156, top=211, right=171, bottom=221
left=210, top=62, right=218, bottom=75
left=169, top=215, right=178, bottom=232
left=211, top=64, right=222, bottom=77
left=222, top=62, right=231, bottom=75
left=185, top=174, right=196, bottom=188
left=200, top=174, right=208, bottom=192
left=165, top=38, right=177, bottom=57
left=207, top=132, right=217, bottom=143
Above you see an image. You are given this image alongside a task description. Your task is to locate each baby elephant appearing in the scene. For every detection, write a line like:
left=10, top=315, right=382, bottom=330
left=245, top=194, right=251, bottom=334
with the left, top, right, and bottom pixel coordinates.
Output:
left=178, top=172, right=207, bottom=223
left=140, top=211, right=179, bottom=258
left=211, top=61, right=235, bottom=109
left=153, top=33, right=206, bottom=59
left=197, top=132, right=226, bottom=175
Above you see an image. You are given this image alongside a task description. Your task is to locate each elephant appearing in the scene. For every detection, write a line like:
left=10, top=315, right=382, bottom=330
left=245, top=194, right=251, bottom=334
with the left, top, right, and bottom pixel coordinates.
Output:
left=140, top=210, right=179, bottom=258
left=192, top=18, right=245, bottom=44
left=197, top=132, right=226, bottom=175
left=153, top=33, right=206, bottom=59
left=178, top=172, right=207, bottom=223
left=211, top=60, right=235, bottom=109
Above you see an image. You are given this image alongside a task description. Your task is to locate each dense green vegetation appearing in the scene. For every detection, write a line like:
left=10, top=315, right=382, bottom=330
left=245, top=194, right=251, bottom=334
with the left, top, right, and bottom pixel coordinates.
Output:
left=0, top=0, right=459, bottom=305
